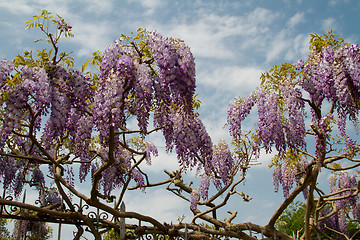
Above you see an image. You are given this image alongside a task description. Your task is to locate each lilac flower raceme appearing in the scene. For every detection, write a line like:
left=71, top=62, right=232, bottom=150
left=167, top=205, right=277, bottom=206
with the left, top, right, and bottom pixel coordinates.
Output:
left=44, top=189, right=61, bottom=206
left=32, top=167, right=45, bottom=189
left=99, top=39, right=125, bottom=78
left=302, top=44, right=360, bottom=146
left=301, top=48, right=325, bottom=108
left=13, top=172, right=24, bottom=198
left=272, top=160, right=296, bottom=198
left=256, top=89, right=286, bottom=153
left=0, top=157, right=17, bottom=190
left=271, top=154, right=308, bottom=198
left=280, top=161, right=297, bottom=198
left=212, top=140, right=234, bottom=185
left=165, top=109, right=213, bottom=173
left=338, top=210, right=349, bottom=237
left=279, top=81, right=306, bottom=150
left=318, top=207, right=341, bottom=238
left=200, top=175, right=210, bottom=201
left=146, top=31, right=196, bottom=111
left=99, top=147, right=134, bottom=195
left=190, top=188, right=200, bottom=211
left=0, top=59, right=14, bottom=85
left=116, top=55, right=134, bottom=78
left=272, top=168, right=281, bottom=193
left=142, top=141, right=158, bottom=165
left=227, top=93, right=256, bottom=142
left=131, top=169, right=146, bottom=191
left=132, top=61, right=153, bottom=134
left=330, top=172, right=359, bottom=212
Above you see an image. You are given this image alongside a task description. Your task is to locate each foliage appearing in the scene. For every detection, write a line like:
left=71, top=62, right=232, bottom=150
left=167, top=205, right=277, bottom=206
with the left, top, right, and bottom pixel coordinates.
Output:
left=0, top=218, right=10, bottom=239
left=276, top=201, right=360, bottom=239
left=275, top=201, right=306, bottom=237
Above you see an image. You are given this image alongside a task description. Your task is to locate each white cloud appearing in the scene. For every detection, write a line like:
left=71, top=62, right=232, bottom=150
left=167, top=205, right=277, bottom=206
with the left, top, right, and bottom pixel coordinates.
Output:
left=329, top=0, right=351, bottom=6
left=81, top=0, right=114, bottom=14
left=321, top=17, right=337, bottom=32
left=198, top=65, right=263, bottom=93
left=288, top=12, right=305, bottom=28
left=0, top=0, right=35, bottom=15
left=69, top=19, right=114, bottom=58
left=141, top=8, right=279, bottom=60
left=127, top=0, right=165, bottom=15
left=164, top=21, right=236, bottom=59
left=0, top=0, right=74, bottom=17
left=266, top=31, right=310, bottom=63
left=266, top=30, right=290, bottom=63
left=124, top=188, right=189, bottom=224
left=285, top=33, right=310, bottom=60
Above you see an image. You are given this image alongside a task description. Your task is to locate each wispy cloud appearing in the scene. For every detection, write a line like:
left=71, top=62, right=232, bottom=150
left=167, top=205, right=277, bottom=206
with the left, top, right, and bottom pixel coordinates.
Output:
left=125, top=188, right=189, bottom=223
left=0, top=0, right=35, bottom=15
left=321, top=17, right=337, bottom=32
left=266, top=30, right=310, bottom=63
left=68, top=19, right=115, bottom=58
left=140, top=7, right=279, bottom=60
left=81, top=0, right=114, bottom=14
left=328, top=0, right=352, bottom=6
left=198, top=65, right=263, bottom=93
left=288, top=12, right=305, bottom=28
left=127, top=0, right=165, bottom=15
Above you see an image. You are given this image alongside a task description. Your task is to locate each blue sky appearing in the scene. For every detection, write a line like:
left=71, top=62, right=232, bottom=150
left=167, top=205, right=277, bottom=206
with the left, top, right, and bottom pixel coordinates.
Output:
left=1, top=0, right=360, bottom=238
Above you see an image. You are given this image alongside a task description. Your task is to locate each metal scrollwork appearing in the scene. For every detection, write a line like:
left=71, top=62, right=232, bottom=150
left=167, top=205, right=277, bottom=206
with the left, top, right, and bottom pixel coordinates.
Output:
left=34, top=199, right=42, bottom=206
left=87, top=210, right=97, bottom=219
left=125, top=230, right=137, bottom=239
left=1, top=193, right=195, bottom=240
left=140, top=233, right=185, bottom=240
left=2, top=195, right=21, bottom=215
left=99, top=211, right=109, bottom=220
left=74, top=202, right=89, bottom=213
left=144, top=234, right=155, bottom=240
left=87, top=209, right=109, bottom=221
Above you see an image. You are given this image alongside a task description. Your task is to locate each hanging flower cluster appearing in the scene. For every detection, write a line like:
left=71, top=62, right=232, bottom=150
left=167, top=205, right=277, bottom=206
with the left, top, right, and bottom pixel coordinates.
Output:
left=227, top=84, right=306, bottom=154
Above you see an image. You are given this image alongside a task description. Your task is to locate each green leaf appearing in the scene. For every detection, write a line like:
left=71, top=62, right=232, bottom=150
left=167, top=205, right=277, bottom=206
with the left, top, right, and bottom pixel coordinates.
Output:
left=82, top=62, right=88, bottom=72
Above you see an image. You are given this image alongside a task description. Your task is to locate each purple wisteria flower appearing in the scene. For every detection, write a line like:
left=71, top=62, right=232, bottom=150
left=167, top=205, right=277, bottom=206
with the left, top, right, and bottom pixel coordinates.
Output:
left=279, top=82, right=306, bottom=150
left=0, top=59, right=14, bottom=85
left=199, top=175, right=210, bottom=201
left=272, top=154, right=308, bottom=198
left=211, top=140, right=234, bottom=185
left=256, top=89, right=285, bottom=153
left=142, top=141, right=158, bottom=165
left=302, top=44, right=360, bottom=146
left=131, top=169, right=146, bottom=191
left=146, top=31, right=196, bottom=111
left=227, top=93, right=256, bottom=142
left=190, top=188, right=200, bottom=211
left=57, top=21, right=72, bottom=32
left=164, top=109, right=213, bottom=173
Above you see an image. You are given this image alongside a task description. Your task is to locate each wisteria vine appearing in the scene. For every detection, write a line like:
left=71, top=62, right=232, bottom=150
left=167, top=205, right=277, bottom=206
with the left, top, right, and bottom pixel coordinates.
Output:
left=227, top=32, right=360, bottom=238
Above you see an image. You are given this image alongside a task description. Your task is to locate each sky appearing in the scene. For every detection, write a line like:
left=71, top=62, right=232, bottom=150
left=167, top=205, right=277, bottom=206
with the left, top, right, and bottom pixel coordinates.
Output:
left=1, top=0, right=360, bottom=239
